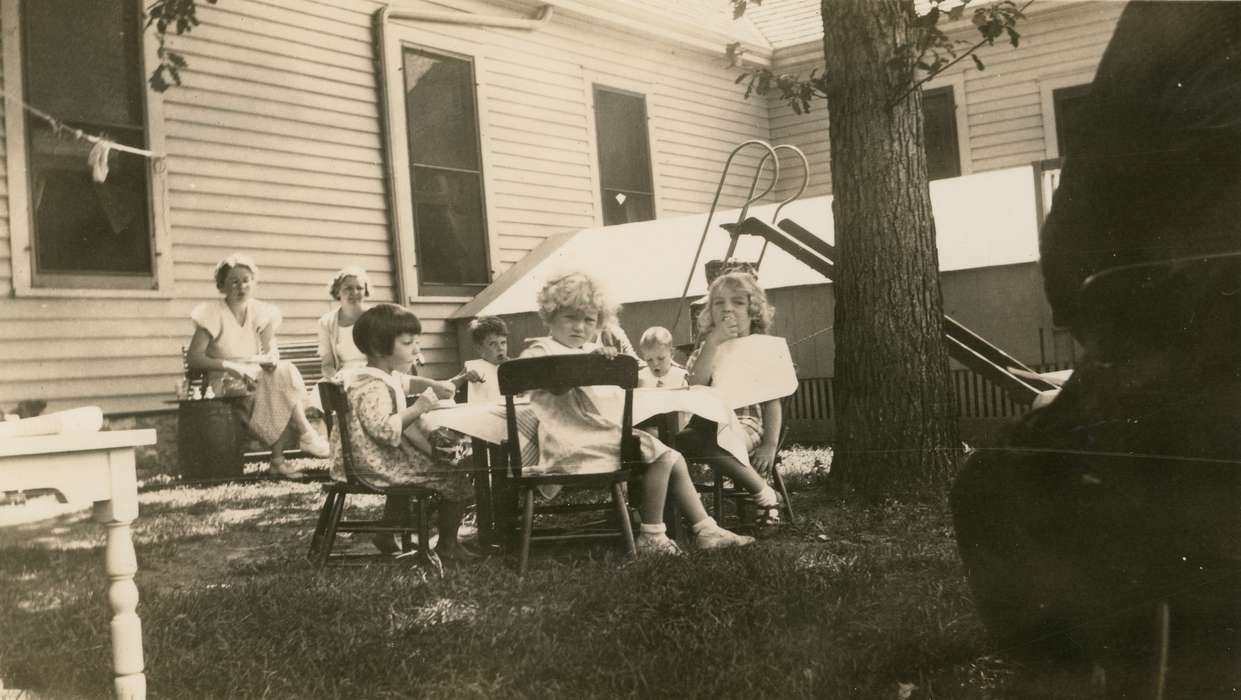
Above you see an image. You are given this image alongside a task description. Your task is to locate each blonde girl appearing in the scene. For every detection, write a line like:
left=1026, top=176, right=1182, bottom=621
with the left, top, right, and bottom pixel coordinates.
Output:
left=678, top=271, right=784, bottom=524
left=522, top=271, right=753, bottom=555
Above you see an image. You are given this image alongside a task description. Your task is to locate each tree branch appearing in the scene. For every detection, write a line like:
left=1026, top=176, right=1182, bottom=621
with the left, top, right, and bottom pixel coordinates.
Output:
left=887, top=0, right=1035, bottom=109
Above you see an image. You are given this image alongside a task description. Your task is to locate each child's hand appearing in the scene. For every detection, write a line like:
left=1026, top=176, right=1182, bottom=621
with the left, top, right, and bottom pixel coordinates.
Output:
left=594, top=345, right=619, bottom=359
left=464, top=368, right=485, bottom=383
left=412, top=388, right=439, bottom=415
left=431, top=380, right=456, bottom=399
left=751, top=442, right=777, bottom=473
left=710, top=314, right=740, bottom=343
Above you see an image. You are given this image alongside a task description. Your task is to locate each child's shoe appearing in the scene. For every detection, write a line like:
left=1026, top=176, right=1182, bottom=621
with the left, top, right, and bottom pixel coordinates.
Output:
left=694, top=525, right=755, bottom=550
left=636, top=533, right=683, bottom=557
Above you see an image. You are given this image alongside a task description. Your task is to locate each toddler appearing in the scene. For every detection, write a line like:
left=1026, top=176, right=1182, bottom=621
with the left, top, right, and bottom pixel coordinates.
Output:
left=677, top=271, right=784, bottom=525
left=457, top=316, right=508, bottom=404
left=333, top=303, right=476, bottom=561
left=522, top=271, right=753, bottom=555
left=637, top=326, right=688, bottom=388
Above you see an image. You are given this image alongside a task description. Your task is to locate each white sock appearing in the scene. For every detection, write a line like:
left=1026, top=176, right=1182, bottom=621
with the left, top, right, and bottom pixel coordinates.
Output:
left=639, top=522, right=666, bottom=536
left=754, top=486, right=778, bottom=507
left=691, top=517, right=718, bottom=535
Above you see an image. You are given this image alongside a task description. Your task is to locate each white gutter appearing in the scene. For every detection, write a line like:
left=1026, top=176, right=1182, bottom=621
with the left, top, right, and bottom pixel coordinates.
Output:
left=379, top=3, right=555, bottom=30
left=545, top=0, right=772, bottom=67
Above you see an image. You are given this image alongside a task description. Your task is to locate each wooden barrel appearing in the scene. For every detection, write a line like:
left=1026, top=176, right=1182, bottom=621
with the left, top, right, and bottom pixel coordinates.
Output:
left=177, top=399, right=244, bottom=480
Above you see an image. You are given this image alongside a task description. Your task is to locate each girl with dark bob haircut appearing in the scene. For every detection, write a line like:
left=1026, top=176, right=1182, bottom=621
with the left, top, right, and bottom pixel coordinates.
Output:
left=352, top=303, right=422, bottom=357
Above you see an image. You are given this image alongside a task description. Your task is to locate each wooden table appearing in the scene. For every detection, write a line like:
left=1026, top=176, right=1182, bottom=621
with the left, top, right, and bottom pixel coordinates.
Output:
left=0, top=429, right=157, bottom=700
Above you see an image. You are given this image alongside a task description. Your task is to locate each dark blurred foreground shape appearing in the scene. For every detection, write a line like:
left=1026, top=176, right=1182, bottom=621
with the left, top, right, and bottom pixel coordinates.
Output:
left=951, top=2, right=1241, bottom=695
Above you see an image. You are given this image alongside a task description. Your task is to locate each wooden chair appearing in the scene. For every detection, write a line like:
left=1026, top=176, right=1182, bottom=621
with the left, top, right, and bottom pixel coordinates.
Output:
left=691, top=395, right=797, bottom=529
left=307, top=381, right=441, bottom=572
left=497, top=354, right=642, bottom=576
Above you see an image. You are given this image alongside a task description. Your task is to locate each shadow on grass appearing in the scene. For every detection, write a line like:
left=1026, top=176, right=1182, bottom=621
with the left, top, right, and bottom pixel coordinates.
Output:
left=1, top=455, right=1114, bottom=699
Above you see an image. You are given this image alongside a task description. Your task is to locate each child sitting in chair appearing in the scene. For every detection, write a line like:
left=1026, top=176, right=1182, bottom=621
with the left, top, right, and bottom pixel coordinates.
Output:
left=334, top=303, right=476, bottom=560
left=457, top=316, right=508, bottom=404
left=676, top=271, right=785, bottom=526
left=637, top=326, right=687, bottom=389
left=522, top=271, right=754, bottom=555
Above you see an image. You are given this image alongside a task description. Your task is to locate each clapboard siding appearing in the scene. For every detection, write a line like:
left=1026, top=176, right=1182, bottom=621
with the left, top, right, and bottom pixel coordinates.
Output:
left=0, top=0, right=769, bottom=416
left=766, top=0, right=1121, bottom=198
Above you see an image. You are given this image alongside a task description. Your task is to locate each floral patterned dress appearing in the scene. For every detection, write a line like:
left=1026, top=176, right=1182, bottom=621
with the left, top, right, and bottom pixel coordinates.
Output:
left=330, top=367, right=473, bottom=501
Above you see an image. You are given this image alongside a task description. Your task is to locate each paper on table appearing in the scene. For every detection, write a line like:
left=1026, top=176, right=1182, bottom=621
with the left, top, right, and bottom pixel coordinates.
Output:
left=0, top=406, right=104, bottom=440
left=710, top=335, right=798, bottom=409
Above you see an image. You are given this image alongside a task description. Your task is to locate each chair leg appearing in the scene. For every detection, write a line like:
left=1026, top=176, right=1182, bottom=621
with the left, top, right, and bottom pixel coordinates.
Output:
left=518, top=488, right=535, bottom=576
left=612, top=482, right=637, bottom=559
left=417, top=497, right=431, bottom=559
left=307, top=490, right=336, bottom=563
left=772, top=463, right=796, bottom=525
left=399, top=496, right=413, bottom=554
left=317, top=490, right=346, bottom=569
left=712, top=467, right=725, bottom=522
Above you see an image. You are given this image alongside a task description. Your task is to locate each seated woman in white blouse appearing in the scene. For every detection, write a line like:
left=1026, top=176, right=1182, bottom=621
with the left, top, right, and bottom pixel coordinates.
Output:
left=317, top=266, right=371, bottom=382
left=186, top=254, right=330, bottom=479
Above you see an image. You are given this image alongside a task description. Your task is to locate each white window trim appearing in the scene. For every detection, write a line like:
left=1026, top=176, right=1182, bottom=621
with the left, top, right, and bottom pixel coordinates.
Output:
left=924, top=71, right=972, bottom=177
left=582, top=71, right=664, bottom=227
left=376, top=24, right=501, bottom=304
left=1, top=0, right=172, bottom=299
left=1039, top=71, right=1095, bottom=159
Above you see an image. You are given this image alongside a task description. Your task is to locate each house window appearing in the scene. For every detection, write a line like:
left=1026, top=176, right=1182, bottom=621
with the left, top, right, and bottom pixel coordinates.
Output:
left=922, top=86, right=961, bottom=181
left=19, top=0, right=153, bottom=288
left=403, top=47, right=490, bottom=294
left=1052, top=84, right=1092, bottom=159
left=593, top=86, right=655, bottom=226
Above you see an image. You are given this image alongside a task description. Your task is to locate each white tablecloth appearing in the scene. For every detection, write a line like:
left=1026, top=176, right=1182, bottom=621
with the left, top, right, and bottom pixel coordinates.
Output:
left=418, top=386, right=751, bottom=468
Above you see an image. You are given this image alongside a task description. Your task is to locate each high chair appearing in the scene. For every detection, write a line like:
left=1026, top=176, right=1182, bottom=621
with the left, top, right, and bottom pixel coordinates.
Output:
left=497, top=354, right=643, bottom=575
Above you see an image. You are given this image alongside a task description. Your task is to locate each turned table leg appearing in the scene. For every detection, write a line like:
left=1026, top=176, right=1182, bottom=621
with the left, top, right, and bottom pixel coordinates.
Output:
left=94, top=449, right=145, bottom=700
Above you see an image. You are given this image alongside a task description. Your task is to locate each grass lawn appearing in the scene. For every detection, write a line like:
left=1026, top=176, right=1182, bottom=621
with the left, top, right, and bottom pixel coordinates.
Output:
left=0, top=447, right=1094, bottom=699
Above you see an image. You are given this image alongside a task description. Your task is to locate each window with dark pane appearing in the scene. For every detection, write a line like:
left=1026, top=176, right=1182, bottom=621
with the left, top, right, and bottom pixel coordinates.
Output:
left=922, top=86, right=961, bottom=181
left=1052, top=84, right=1092, bottom=159
left=21, top=0, right=153, bottom=282
left=594, top=86, right=655, bottom=226
left=403, top=48, right=490, bottom=292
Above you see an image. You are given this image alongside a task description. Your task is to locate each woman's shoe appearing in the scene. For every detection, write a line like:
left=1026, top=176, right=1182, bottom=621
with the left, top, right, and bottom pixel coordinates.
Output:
left=270, top=460, right=309, bottom=481
left=299, top=431, right=331, bottom=458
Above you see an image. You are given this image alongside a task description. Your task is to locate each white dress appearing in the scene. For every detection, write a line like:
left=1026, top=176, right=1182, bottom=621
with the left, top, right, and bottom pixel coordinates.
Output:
left=190, top=299, right=305, bottom=446
left=521, top=337, right=670, bottom=476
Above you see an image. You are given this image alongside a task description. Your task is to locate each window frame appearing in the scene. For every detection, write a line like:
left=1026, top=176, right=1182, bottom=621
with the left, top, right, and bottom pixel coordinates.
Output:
left=1, top=0, right=172, bottom=298
left=376, top=26, right=499, bottom=302
left=591, top=83, right=657, bottom=226
left=1039, top=71, right=1095, bottom=159
left=582, top=72, right=663, bottom=227
left=921, top=73, right=971, bottom=179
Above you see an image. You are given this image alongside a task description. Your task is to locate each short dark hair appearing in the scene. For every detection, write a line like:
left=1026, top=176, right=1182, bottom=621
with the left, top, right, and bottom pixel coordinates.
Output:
left=468, top=316, right=508, bottom=345
left=353, top=303, right=422, bottom=357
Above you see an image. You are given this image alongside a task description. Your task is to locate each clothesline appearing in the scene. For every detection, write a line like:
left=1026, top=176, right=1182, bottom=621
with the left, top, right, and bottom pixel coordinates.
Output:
left=20, top=100, right=160, bottom=160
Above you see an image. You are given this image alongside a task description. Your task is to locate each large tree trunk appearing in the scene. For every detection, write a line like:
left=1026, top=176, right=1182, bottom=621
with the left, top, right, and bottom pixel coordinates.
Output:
left=821, top=0, right=960, bottom=500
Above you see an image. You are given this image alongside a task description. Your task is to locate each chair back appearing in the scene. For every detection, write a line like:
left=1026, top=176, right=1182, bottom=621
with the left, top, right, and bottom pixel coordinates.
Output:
left=497, top=354, right=640, bottom=476
left=318, top=381, right=365, bottom=487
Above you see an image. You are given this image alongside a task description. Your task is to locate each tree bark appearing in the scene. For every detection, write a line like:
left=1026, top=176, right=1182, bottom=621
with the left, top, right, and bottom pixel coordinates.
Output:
left=821, top=0, right=960, bottom=500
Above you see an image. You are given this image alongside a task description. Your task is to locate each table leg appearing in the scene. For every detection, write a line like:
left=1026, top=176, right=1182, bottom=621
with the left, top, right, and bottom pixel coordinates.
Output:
left=470, top=440, right=494, bottom=548
left=94, top=500, right=145, bottom=700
